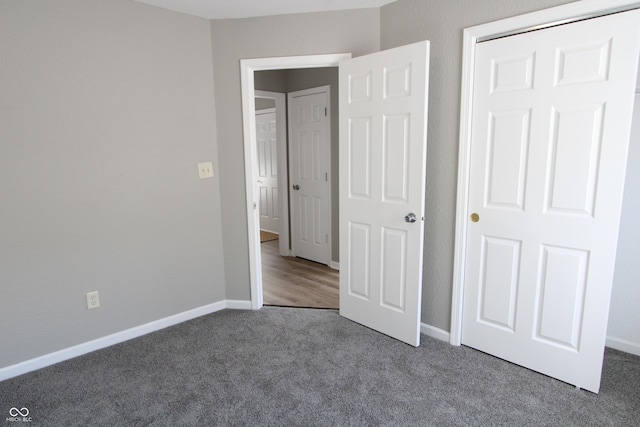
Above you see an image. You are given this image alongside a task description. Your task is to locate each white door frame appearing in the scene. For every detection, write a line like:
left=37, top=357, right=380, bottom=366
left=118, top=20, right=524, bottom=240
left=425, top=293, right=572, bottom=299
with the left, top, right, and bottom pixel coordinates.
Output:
left=255, top=90, right=289, bottom=256
left=451, top=0, right=640, bottom=345
left=241, top=53, right=351, bottom=310
left=288, top=85, right=332, bottom=264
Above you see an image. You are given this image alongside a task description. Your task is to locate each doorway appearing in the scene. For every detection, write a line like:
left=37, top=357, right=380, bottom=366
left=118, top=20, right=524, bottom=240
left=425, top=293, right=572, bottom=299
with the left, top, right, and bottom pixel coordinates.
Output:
left=241, top=54, right=350, bottom=310
left=257, top=82, right=337, bottom=308
left=244, top=43, right=430, bottom=346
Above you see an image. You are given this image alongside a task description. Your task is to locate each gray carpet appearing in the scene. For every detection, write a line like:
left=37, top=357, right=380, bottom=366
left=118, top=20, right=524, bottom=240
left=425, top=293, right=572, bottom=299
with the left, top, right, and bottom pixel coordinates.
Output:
left=1, top=307, right=638, bottom=426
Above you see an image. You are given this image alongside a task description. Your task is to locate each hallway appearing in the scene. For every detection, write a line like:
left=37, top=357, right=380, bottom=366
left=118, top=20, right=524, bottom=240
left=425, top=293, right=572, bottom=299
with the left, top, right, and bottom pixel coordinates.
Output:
left=261, top=239, right=339, bottom=309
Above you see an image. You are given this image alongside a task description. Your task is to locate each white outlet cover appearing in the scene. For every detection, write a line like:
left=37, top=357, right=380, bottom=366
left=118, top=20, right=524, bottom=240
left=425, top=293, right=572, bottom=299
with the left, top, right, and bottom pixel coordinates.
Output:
left=197, top=162, right=214, bottom=179
left=86, top=291, right=100, bottom=309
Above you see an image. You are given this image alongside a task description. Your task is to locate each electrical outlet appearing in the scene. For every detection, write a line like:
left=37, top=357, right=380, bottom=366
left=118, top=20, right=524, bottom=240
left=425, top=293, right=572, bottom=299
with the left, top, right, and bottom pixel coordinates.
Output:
left=197, top=162, right=214, bottom=179
left=86, top=291, right=100, bottom=310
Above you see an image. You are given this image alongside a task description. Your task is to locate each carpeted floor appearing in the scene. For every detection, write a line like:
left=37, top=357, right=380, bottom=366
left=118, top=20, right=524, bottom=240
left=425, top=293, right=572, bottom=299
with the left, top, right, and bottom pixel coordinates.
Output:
left=1, top=307, right=638, bottom=426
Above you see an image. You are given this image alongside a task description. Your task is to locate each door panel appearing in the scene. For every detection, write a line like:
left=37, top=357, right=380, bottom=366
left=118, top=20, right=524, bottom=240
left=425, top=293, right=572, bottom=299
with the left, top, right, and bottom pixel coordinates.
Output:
left=256, top=110, right=279, bottom=234
left=547, top=105, right=603, bottom=215
left=383, top=114, right=410, bottom=202
left=462, top=10, right=640, bottom=393
left=348, top=222, right=370, bottom=299
left=479, top=236, right=520, bottom=331
left=289, top=89, right=330, bottom=265
left=340, top=41, right=430, bottom=346
left=536, top=245, right=588, bottom=349
left=485, top=109, right=530, bottom=210
left=380, top=227, right=407, bottom=311
left=348, top=117, right=371, bottom=199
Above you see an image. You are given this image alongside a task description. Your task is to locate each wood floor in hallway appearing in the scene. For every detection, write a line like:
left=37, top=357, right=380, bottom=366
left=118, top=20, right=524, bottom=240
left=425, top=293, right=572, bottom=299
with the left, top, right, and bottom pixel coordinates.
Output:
left=261, top=239, right=339, bottom=309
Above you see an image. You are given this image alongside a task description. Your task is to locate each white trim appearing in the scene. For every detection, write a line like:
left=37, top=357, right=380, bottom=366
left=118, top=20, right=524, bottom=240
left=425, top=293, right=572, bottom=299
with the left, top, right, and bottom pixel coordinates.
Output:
left=0, top=300, right=251, bottom=381
left=241, top=53, right=351, bottom=311
left=289, top=85, right=331, bottom=97
left=451, top=0, right=640, bottom=347
left=255, top=90, right=289, bottom=257
left=224, top=300, right=253, bottom=310
left=420, top=323, right=450, bottom=343
left=478, top=2, right=640, bottom=43
left=606, top=336, right=640, bottom=356
left=288, top=85, right=332, bottom=265
left=329, top=261, right=340, bottom=271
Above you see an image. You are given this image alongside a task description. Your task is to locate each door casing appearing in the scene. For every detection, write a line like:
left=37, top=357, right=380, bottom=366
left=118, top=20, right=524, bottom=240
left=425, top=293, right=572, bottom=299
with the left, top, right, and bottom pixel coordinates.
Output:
left=452, top=0, right=640, bottom=345
left=241, top=54, right=351, bottom=310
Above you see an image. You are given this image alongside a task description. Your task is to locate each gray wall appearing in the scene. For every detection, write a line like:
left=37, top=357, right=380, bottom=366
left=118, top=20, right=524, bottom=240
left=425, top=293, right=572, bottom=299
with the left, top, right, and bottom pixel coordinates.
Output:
left=255, top=98, right=276, bottom=110
left=255, top=70, right=288, bottom=93
left=0, top=0, right=225, bottom=368
left=380, top=0, right=577, bottom=331
left=211, top=9, right=380, bottom=300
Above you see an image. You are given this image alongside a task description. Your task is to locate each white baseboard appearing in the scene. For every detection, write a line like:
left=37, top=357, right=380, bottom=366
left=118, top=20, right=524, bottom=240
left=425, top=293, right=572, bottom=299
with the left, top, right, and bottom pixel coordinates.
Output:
left=329, top=261, right=340, bottom=270
left=421, top=323, right=450, bottom=343
left=224, top=300, right=253, bottom=310
left=0, top=299, right=251, bottom=382
left=606, top=336, right=640, bottom=356
left=420, top=326, right=640, bottom=355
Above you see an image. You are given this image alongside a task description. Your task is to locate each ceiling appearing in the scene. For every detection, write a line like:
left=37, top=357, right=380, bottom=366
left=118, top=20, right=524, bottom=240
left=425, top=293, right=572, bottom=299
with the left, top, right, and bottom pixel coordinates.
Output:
left=133, top=0, right=397, bottom=19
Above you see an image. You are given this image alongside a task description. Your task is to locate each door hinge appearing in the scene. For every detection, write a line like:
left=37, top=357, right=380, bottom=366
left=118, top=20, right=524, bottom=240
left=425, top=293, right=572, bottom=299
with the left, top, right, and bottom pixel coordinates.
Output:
left=326, top=234, right=329, bottom=243
left=325, top=107, right=327, bottom=117
left=325, top=172, right=328, bottom=182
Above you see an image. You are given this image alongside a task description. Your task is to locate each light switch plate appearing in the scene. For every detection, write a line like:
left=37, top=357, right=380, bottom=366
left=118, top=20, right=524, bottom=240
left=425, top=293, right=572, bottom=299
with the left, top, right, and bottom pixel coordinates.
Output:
left=197, top=162, right=214, bottom=179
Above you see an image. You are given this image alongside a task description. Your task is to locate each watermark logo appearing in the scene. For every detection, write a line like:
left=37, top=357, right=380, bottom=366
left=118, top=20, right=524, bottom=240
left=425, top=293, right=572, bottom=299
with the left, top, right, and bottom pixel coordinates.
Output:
left=6, top=407, right=32, bottom=423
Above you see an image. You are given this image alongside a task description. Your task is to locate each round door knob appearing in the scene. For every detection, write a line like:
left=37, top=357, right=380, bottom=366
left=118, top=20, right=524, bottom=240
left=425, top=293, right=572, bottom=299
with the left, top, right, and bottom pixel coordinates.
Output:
left=470, top=213, right=480, bottom=223
left=405, top=213, right=417, bottom=223
left=293, top=184, right=300, bottom=190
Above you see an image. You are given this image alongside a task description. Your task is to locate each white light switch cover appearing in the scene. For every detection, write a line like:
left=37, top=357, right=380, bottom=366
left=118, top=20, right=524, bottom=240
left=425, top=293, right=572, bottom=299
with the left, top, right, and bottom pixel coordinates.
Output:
left=197, top=162, right=214, bottom=179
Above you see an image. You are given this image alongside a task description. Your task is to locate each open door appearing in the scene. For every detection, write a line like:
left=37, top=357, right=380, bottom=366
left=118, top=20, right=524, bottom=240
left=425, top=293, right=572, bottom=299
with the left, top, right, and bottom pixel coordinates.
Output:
left=339, top=41, right=430, bottom=346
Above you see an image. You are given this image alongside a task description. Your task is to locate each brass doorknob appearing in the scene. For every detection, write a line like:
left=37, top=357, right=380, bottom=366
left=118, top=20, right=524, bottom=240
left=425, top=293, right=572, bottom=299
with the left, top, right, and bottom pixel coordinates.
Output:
left=470, top=213, right=479, bottom=223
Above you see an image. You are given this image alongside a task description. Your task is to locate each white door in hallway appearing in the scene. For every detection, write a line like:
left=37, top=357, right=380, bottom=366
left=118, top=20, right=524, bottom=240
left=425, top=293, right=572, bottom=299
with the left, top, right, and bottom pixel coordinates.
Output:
left=256, top=109, right=279, bottom=234
left=462, top=10, right=640, bottom=393
left=289, top=87, right=331, bottom=265
left=339, top=41, right=430, bottom=346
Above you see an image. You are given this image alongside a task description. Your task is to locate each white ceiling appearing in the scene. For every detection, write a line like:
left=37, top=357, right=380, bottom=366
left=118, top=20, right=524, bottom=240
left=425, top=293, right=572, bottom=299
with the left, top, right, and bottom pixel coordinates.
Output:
left=133, top=0, right=397, bottom=19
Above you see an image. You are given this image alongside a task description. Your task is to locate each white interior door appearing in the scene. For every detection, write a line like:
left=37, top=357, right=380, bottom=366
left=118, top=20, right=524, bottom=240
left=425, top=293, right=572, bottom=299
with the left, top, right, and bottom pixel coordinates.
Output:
left=256, top=109, right=279, bottom=234
left=339, top=41, right=430, bottom=347
left=289, top=87, right=331, bottom=265
left=462, top=10, right=640, bottom=393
